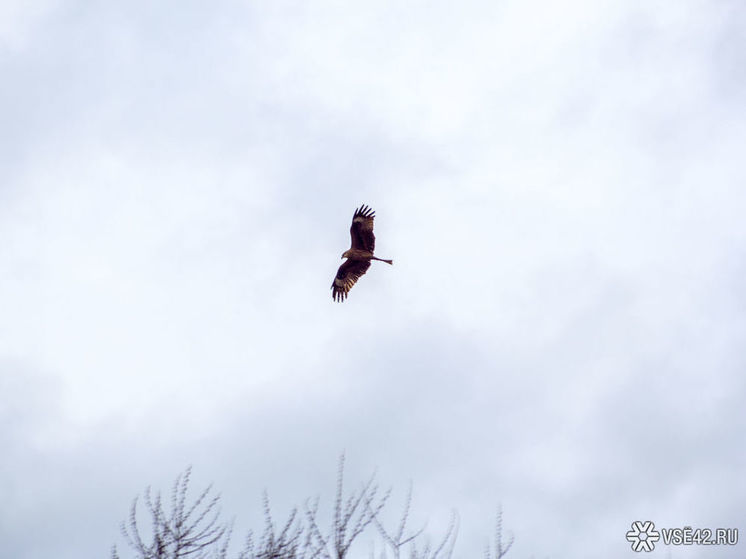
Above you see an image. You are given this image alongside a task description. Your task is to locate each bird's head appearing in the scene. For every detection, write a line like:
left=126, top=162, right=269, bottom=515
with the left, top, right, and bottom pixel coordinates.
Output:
left=341, top=249, right=352, bottom=259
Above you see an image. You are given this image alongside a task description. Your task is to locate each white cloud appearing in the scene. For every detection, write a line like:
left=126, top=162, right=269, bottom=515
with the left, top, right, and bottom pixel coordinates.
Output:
left=0, top=0, right=60, bottom=50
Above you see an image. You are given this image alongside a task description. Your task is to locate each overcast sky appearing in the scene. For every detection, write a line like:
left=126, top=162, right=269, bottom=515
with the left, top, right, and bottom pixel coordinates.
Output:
left=1, top=1, right=745, bottom=558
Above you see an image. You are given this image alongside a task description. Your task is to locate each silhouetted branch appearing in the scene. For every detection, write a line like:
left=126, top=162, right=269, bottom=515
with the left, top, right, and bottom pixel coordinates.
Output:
left=306, top=455, right=389, bottom=559
left=239, top=492, right=307, bottom=559
left=484, top=507, right=513, bottom=559
left=114, top=467, right=231, bottom=559
left=114, top=457, right=514, bottom=559
left=409, top=512, right=458, bottom=559
left=368, top=482, right=426, bottom=559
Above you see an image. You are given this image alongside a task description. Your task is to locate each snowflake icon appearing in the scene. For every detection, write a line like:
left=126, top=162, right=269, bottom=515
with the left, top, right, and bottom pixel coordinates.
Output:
left=626, top=521, right=660, bottom=552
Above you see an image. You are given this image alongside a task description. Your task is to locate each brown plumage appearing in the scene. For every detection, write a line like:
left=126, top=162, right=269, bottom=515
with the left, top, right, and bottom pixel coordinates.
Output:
left=331, top=204, right=393, bottom=302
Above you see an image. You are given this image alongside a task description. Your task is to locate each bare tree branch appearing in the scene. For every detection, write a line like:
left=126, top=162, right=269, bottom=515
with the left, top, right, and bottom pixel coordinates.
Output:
left=116, top=467, right=231, bottom=559
left=409, top=511, right=458, bottom=559
left=484, top=507, right=513, bottom=559
left=114, top=459, right=514, bottom=559
left=368, top=482, right=426, bottom=559
left=305, top=455, right=389, bottom=559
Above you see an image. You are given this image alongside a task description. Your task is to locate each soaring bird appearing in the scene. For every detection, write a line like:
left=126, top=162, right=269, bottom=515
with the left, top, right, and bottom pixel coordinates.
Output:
left=331, top=204, right=393, bottom=302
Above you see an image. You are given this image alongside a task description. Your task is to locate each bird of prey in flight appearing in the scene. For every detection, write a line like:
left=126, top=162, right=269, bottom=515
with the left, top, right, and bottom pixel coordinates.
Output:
left=331, top=204, right=392, bottom=302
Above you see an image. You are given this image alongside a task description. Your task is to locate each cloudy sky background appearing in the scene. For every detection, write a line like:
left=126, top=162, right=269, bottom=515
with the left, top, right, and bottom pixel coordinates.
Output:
left=1, top=1, right=745, bottom=558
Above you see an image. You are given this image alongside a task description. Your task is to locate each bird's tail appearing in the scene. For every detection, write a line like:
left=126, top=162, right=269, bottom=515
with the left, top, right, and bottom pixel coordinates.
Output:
left=374, top=258, right=393, bottom=265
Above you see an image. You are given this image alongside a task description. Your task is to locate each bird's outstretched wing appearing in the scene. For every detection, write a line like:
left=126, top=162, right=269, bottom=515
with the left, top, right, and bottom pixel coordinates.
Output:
left=331, top=259, right=371, bottom=302
left=349, top=205, right=375, bottom=252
